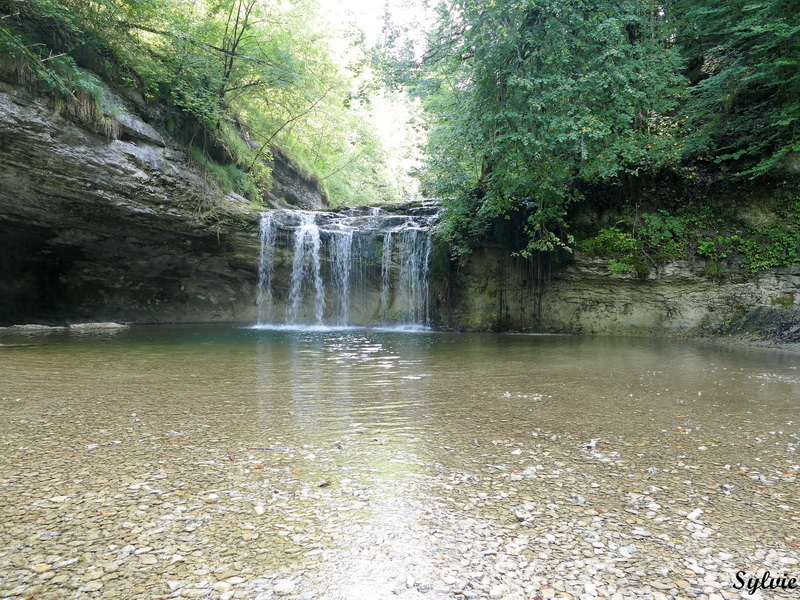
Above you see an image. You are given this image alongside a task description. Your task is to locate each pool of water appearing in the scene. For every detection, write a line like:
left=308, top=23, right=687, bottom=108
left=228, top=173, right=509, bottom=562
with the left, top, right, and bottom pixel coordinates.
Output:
left=1, top=325, right=798, bottom=599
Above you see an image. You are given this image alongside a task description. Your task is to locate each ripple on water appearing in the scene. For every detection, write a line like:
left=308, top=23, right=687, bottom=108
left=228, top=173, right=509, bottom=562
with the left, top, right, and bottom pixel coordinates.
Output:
left=0, top=325, right=798, bottom=599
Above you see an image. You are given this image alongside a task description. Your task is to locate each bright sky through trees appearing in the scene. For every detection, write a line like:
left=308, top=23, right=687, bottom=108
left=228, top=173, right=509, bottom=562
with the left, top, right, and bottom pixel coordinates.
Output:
left=313, top=0, right=430, bottom=202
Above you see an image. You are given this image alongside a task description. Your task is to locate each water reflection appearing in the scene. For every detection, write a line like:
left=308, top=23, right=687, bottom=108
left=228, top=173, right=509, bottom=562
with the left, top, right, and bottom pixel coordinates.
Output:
left=1, top=325, right=798, bottom=599
left=249, top=330, right=444, bottom=598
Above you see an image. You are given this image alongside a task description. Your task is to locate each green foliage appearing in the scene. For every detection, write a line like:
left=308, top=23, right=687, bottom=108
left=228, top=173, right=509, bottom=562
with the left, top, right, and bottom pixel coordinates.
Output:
left=696, top=235, right=735, bottom=262
left=189, top=146, right=258, bottom=201
left=579, top=197, right=800, bottom=278
left=374, top=0, right=800, bottom=269
left=672, top=0, right=800, bottom=178
left=579, top=225, right=638, bottom=257
left=416, top=0, right=686, bottom=256
left=638, top=211, right=687, bottom=261
left=0, top=14, right=116, bottom=134
left=436, top=192, right=495, bottom=257
left=703, top=260, right=727, bottom=280
left=1, top=0, right=408, bottom=206
left=738, top=228, right=800, bottom=276
left=578, top=224, right=649, bottom=277
left=691, top=196, right=800, bottom=276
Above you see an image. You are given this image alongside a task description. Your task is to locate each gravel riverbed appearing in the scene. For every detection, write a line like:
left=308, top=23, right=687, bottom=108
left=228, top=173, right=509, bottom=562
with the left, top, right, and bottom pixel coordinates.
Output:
left=0, top=329, right=798, bottom=600
left=1, top=409, right=797, bottom=600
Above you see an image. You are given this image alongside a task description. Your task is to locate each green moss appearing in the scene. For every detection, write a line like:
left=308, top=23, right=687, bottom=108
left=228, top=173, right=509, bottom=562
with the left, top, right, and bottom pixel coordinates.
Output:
left=703, top=260, right=727, bottom=280
left=577, top=194, right=800, bottom=279
left=0, top=30, right=118, bottom=137
left=188, top=146, right=261, bottom=202
left=429, top=243, right=451, bottom=278
left=213, top=213, right=259, bottom=232
left=771, top=294, right=796, bottom=307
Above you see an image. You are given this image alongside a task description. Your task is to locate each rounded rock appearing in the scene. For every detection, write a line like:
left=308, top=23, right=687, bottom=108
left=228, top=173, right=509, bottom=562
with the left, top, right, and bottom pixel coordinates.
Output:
left=273, top=579, right=296, bottom=596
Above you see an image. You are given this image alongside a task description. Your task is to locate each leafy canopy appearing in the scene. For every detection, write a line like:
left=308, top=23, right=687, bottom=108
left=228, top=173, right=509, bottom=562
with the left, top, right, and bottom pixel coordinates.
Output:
left=672, top=0, right=800, bottom=178
left=0, top=0, right=410, bottom=206
left=415, top=0, right=686, bottom=256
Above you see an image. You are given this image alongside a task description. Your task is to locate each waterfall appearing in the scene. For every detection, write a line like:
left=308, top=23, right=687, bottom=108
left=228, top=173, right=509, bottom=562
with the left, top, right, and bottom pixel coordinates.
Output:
left=380, top=230, right=393, bottom=320
left=286, top=212, right=325, bottom=325
left=397, top=228, right=433, bottom=326
left=254, top=202, right=439, bottom=330
left=330, top=225, right=354, bottom=326
left=256, top=213, right=274, bottom=325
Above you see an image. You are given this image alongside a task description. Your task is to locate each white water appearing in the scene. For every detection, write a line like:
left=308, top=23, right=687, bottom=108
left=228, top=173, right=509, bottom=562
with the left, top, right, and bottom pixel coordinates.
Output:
left=255, top=204, right=438, bottom=330
left=380, top=230, right=393, bottom=321
left=255, top=213, right=275, bottom=326
left=286, top=213, right=325, bottom=326
left=397, top=228, right=433, bottom=326
left=330, top=225, right=354, bottom=327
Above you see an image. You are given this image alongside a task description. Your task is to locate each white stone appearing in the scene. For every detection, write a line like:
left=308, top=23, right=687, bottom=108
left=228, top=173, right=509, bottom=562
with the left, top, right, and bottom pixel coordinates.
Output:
left=273, top=579, right=295, bottom=595
left=687, top=508, right=703, bottom=521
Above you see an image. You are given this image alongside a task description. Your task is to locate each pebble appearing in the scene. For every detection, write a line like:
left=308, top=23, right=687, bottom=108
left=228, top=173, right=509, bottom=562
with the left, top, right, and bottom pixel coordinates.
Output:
left=273, top=579, right=296, bottom=595
left=2, top=351, right=799, bottom=600
left=30, top=564, right=51, bottom=573
left=687, top=508, right=703, bottom=521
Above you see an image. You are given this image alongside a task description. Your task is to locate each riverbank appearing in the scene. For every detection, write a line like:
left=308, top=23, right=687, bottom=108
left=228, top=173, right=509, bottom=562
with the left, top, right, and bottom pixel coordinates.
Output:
left=439, top=250, right=800, bottom=339
left=2, top=412, right=797, bottom=600
left=3, top=72, right=799, bottom=335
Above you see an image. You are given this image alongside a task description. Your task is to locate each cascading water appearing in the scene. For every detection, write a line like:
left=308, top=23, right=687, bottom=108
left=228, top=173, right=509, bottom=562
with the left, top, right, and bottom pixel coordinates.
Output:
left=379, top=230, right=393, bottom=321
left=255, top=202, right=439, bottom=330
left=286, top=213, right=325, bottom=325
left=256, top=213, right=275, bottom=325
left=380, top=227, right=433, bottom=326
left=329, top=224, right=354, bottom=326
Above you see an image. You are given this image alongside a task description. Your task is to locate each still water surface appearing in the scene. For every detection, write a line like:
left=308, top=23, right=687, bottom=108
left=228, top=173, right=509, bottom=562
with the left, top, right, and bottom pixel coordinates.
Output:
left=1, top=325, right=798, bottom=599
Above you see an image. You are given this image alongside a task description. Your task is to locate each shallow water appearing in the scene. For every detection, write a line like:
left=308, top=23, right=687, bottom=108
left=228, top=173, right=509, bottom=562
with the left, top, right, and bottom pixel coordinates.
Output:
left=1, top=325, right=798, bottom=599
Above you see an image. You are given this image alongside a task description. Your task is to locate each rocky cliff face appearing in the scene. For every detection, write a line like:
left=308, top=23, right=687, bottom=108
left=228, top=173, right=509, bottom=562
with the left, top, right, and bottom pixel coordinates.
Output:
left=0, top=80, right=263, bottom=325
left=266, top=148, right=329, bottom=210
left=438, top=248, right=800, bottom=342
left=2, top=78, right=798, bottom=340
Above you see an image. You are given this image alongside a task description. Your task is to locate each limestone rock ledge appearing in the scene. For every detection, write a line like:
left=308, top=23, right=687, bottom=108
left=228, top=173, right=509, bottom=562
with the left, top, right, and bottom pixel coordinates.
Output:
left=3, top=77, right=798, bottom=339
left=0, top=80, right=261, bottom=325
left=440, top=249, right=800, bottom=341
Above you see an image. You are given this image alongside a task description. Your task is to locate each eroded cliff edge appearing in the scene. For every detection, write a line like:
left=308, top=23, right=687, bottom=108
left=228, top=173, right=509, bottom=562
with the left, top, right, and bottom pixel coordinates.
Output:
left=0, top=80, right=270, bottom=325
left=2, top=77, right=799, bottom=345
left=435, top=249, right=800, bottom=348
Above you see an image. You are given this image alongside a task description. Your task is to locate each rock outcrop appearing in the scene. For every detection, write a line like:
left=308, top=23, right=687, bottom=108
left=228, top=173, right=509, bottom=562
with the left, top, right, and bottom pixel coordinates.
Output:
left=0, top=79, right=262, bottom=325
left=2, top=78, right=797, bottom=341
left=437, top=248, right=800, bottom=340
left=266, top=148, right=329, bottom=210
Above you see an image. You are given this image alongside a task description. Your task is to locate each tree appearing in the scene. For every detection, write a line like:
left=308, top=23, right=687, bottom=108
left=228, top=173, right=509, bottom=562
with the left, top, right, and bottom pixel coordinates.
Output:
left=1, top=0, right=409, bottom=205
left=418, top=0, right=686, bottom=255
left=672, top=0, right=800, bottom=178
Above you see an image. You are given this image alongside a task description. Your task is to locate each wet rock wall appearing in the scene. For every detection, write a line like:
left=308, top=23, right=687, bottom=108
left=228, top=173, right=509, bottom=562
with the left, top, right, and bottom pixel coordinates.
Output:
left=0, top=80, right=261, bottom=325
left=2, top=77, right=799, bottom=337
left=438, top=248, right=800, bottom=338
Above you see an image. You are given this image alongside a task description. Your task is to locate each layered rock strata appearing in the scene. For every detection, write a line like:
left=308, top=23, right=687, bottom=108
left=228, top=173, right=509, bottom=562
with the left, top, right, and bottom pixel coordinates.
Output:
left=0, top=80, right=261, bottom=325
